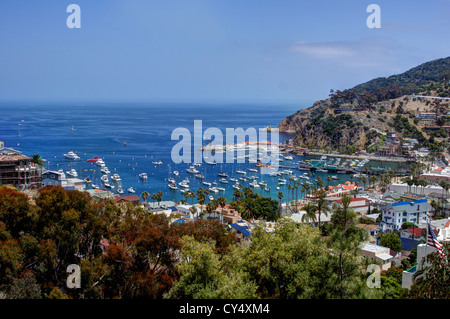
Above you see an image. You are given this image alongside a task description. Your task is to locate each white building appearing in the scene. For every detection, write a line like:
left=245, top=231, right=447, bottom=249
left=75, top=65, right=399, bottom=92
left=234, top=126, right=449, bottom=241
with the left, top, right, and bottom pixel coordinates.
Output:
left=430, top=218, right=450, bottom=242
left=388, top=182, right=445, bottom=196
left=359, top=243, right=393, bottom=271
left=402, top=244, right=438, bottom=289
left=379, top=199, right=433, bottom=232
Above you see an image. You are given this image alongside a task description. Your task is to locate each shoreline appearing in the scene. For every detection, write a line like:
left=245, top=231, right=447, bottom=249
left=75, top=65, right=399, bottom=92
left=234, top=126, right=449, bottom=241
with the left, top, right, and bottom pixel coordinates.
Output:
left=304, top=151, right=411, bottom=163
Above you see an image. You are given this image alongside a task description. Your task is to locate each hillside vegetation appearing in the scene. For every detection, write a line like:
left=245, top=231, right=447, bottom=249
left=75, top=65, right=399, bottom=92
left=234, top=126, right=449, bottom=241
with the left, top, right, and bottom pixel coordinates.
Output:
left=279, top=57, right=450, bottom=155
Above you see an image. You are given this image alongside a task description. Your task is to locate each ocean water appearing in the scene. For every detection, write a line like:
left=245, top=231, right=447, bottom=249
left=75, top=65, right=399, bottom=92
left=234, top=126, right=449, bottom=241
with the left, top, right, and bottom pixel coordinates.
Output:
left=0, top=101, right=400, bottom=204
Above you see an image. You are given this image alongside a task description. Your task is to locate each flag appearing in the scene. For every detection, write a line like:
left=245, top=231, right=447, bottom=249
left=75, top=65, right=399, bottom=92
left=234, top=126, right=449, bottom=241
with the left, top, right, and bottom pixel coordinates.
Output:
left=427, top=223, right=446, bottom=258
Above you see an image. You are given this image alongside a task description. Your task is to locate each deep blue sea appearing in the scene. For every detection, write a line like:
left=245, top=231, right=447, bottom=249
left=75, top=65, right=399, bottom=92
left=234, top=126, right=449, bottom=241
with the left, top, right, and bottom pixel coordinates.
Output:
left=0, top=101, right=401, bottom=204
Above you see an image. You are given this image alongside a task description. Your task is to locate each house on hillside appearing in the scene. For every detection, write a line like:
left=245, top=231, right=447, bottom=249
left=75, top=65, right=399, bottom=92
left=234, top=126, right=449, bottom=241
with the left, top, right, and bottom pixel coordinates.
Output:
left=360, top=243, right=393, bottom=271
left=379, top=199, right=433, bottom=232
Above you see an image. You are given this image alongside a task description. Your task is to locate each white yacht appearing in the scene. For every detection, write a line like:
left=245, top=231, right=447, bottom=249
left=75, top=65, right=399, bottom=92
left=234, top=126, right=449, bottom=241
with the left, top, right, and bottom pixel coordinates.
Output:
left=95, top=159, right=105, bottom=167
left=195, top=174, right=205, bottom=179
left=66, top=169, right=78, bottom=177
left=152, top=160, right=163, bottom=165
left=236, top=170, right=246, bottom=175
left=101, top=175, right=109, bottom=183
left=168, top=183, right=178, bottom=190
left=117, top=187, right=124, bottom=195
left=186, top=166, right=199, bottom=174
left=249, top=181, right=260, bottom=188
left=101, top=167, right=111, bottom=174
left=219, top=178, right=228, bottom=184
left=203, top=181, right=212, bottom=187
left=127, top=187, right=136, bottom=193
left=209, top=195, right=214, bottom=201
left=168, top=178, right=176, bottom=184
left=111, top=174, right=121, bottom=182
left=139, top=173, right=148, bottom=180
left=64, top=151, right=80, bottom=160
left=173, top=171, right=179, bottom=176
left=284, top=155, right=294, bottom=160
left=178, top=182, right=189, bottom=188
left=104, top=183, right=114, bottom=189
left=248, top=168, right=258, bottom=173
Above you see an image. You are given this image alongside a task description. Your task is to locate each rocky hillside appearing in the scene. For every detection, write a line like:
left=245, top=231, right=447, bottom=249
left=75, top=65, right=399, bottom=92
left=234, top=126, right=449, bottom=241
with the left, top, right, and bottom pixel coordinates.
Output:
left=279, top=57, right=450, bottom=154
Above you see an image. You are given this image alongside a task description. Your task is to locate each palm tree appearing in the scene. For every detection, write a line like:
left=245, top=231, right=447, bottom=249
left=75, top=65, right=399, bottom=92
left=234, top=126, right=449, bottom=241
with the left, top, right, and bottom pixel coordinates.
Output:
left=277, top=192, right=284, bottom=214
left=190, top=206, right=198, bottom=219
left=301, top=203, right=317, bottom=226
left=217, top=196, right=227, bottom=223
left=369, top=175, right=378, bottom=189
left=31, top=154, right=45, bottom=166
left=287, top=184, right=292, bottom=212
left=315, top=190, right=331, bottom=230
left=156, top=190, right=163, bottom=206
left=316, top=176, right=324, bottom=189
left=141, top=191, right=149, bottom=204
left=327, top=175, right=332, bottom=187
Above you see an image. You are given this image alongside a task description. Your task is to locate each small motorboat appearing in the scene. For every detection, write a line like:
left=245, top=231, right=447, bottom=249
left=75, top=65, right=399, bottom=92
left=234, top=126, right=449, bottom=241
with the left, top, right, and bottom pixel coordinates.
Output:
left=203, top=181, right=212, bottom=187
left=219, top=178, right=229, bottom=184
left=127, top=187, right=136, bottom=193
left=168, top=178, right=176, bottom=184
left=178, top=182, right=189, bottom=188
left=248, top=168, right=258, bottom=173
left=218, top=172, right=228, bottom=177
left=186, top=166, right=199, bottom=174
left=195, top=174, right=205, bottom=179
left=168, top=183, right=178, bottom=190
left=111, top=174, right=121, bottom=182
left=95, top=159, right=105, bottom=167
left=173, top=171, right=179, bottom=176
left=87, top=157, right=99, bottom=162
left=101, top=167, right=111, bottom=174
left=152, top=160, right=163, bottom=165
left=209, top=187, right=219, bottom=193
left=139, top=173, right=148, bottom=180
left=66, top=169, right=78, bottom=177
left=64, top=151, right=80, bottom=160
left=209, top=195, right=214, bottom=201
left=117, top=187, right=124, bottom=195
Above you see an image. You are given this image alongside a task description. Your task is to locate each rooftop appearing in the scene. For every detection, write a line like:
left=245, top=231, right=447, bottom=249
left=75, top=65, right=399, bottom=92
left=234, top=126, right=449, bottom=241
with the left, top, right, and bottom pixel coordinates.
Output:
left=361, top=243, right=389, bottom=254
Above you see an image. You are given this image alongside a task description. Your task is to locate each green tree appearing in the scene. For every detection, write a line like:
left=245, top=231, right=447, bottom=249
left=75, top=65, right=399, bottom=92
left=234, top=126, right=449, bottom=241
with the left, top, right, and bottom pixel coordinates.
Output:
left=164, top=236, right=257, bottom=299
left=379, top=232, right=402, bottom=253
left=327, top=193, right=372, bottom=299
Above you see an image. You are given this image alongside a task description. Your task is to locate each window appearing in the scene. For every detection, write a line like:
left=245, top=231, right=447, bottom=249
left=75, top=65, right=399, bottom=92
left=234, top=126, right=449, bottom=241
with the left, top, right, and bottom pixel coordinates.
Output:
left=403, top=212, right=407, bottom=216
left=403, top=218, right=407, bottom=222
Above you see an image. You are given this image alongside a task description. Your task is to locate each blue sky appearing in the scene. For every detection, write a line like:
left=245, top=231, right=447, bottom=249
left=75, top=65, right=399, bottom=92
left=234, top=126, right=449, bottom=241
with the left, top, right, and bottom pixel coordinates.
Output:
left=0, top=0, right=449, bottom=106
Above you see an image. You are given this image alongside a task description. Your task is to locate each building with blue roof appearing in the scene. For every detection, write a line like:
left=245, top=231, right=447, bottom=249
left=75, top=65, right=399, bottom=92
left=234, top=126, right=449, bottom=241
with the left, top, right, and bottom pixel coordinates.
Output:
left=229, top=220, right=254, bottom=246
left=380, top=199, right=433, bottom=232
left=400, top=237, right=422, bottom=251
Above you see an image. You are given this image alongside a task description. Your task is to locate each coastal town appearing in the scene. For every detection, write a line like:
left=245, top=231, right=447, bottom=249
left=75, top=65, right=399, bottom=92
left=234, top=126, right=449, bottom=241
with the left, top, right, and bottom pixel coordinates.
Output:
left=1, top=115, right=449, bottom=298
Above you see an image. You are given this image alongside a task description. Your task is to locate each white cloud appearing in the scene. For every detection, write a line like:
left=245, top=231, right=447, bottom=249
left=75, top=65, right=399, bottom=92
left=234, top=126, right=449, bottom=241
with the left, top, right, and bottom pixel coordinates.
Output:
left=289, top=37, right=410, bottom=69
